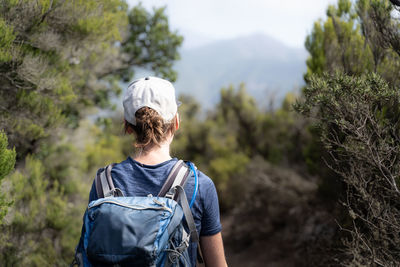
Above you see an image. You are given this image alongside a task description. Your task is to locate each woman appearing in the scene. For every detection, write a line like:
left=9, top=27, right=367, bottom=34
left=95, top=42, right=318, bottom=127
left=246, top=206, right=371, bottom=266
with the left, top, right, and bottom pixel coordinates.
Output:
left=81, top=77, right=227, bottom=267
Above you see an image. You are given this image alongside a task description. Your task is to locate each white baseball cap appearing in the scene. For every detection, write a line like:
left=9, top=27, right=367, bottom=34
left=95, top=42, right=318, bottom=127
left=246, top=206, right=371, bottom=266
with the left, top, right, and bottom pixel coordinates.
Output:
left=123, top=76, right=179, bottom=125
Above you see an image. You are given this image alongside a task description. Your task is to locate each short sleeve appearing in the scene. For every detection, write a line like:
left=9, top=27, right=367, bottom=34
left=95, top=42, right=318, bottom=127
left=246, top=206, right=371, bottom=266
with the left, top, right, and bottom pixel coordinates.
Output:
left=199, top=174, right=222, bottom=236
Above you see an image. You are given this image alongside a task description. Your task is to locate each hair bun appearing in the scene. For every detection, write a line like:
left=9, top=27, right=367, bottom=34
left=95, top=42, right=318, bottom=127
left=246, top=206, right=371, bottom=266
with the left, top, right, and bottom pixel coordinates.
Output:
left=124, top=107, right=177, bottom=149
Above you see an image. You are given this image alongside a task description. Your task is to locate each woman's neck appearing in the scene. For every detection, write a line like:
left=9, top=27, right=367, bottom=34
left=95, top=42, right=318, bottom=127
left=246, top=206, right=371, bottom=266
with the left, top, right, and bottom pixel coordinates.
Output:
left=133, top=142, right=172, bottom=165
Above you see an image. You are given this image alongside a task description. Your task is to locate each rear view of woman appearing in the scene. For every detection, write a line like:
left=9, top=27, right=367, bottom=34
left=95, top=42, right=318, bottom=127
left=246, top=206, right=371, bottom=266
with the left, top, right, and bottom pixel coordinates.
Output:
left=75, top=77, right=227, bottom=267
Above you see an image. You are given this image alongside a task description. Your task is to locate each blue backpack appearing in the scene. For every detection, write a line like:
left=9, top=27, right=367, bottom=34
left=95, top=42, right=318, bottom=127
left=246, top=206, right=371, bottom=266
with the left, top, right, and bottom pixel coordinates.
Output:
left=72, top=160, right=202, bottom=267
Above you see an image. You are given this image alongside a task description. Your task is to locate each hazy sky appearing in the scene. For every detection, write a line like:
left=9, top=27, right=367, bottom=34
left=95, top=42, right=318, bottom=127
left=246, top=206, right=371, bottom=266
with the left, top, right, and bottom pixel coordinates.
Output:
left=127, top=0, right=337, bottom=49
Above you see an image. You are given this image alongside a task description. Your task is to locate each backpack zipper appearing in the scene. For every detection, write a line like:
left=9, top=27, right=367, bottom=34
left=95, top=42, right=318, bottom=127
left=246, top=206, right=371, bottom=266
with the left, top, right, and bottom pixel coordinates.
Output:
left=88, top=199, right=173, bottom=213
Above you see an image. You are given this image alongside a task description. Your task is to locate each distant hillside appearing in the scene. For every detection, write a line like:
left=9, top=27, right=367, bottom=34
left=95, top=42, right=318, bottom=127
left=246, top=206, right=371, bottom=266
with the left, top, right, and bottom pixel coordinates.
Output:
left=173, top=33, right=307, bottom=108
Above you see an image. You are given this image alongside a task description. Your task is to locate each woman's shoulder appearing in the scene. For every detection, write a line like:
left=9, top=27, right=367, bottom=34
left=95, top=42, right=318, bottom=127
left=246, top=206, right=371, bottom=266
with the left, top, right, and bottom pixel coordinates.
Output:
left=196, top=168, right=215, bottom=187
left=190, top=166, right=218, bottom=199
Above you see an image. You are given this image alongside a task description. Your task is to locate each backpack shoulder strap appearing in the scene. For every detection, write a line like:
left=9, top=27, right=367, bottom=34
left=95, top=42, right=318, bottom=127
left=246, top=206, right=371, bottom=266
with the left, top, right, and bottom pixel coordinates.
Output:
left=165, top=185, right=204, bottom=265
left=160, top=161, right=204, bottom=264
left=94, top=164, right=123, bottom=198
left=158, top=160, right=190, bottom=198
left=174, top=185, right=199, bottom=242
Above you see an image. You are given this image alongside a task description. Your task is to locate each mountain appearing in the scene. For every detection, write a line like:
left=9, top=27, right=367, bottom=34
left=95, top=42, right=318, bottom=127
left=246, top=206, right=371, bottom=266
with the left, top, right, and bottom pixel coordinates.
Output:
left=173, top=33, right=307, bottom=109
left=178, top=28, right=218, bottom=49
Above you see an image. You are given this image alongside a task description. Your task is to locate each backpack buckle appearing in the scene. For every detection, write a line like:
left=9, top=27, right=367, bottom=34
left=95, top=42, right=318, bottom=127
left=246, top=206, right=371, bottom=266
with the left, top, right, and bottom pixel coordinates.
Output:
left=165, top=187, right=176, bottom=199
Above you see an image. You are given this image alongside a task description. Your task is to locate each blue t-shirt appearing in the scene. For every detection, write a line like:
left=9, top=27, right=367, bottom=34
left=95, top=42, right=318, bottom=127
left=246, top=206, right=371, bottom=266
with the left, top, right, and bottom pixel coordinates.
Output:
left=88, top=156, right=222, bottom=266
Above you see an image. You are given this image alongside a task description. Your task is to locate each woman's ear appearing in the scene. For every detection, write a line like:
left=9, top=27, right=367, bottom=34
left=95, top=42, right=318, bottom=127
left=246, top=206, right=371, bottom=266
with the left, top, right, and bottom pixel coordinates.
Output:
left=175, top=113, right=180, bottom=130
left=124, top=119, right=134, bottom=134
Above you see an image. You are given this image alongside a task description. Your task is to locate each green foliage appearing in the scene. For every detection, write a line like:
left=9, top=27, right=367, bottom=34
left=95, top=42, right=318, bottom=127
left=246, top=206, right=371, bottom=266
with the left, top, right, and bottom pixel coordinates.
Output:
left=0, top=0, right=124, bottom=157
left=297, top=72, right=396, bottom=117
left=297, top=71, right=400, bottom=265
left=0, top=131, right=16, bottom=224
left=305, top=0, right=397, bottom=80
left=305, top=0, right=400, bottom=85
left=83, top=120, right=126, bottom=173
left=0, top=18, right=15, bottom=62
left=305, top=21, right=327, bottom=77
left=0, top=0, right=182, bottom=159
left=123, top=5, right=183, bottom=82
left=0, top=1, right=182, bottom=265
left=300, top=0, right=400, bottom=264
left=302, top=0, right=400, bottom=203
left=1, top=156, right=69, bottom=266
left=0, top=131, right=16, bottom=180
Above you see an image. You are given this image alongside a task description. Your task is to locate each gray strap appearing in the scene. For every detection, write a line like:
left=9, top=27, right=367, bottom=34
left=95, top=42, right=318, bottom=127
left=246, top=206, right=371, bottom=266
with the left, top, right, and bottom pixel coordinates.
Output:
left=94, top=169, right=104, bottom=198
left=158, top=160, right=189, bottom=198
left=106, top=164, right=116, bottom=189
left=170, top=166, right=189, bottom=189
left=104, top=164, right=116, bottom=197
left=167, top=165, right=190, bottom=200
left=95, top=164, right=116, bottom=198
left=100, top=169, right=112, bottom=197
left=175, top=185, right=199, bottom=243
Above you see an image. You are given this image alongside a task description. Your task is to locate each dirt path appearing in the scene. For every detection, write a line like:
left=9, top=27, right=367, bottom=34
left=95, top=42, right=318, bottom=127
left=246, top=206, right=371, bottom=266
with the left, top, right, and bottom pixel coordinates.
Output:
left=222, top=215, right=298, bottom=267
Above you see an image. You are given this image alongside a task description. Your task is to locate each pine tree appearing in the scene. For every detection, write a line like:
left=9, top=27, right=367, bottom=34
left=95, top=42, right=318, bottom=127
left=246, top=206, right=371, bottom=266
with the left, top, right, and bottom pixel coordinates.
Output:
left=0, top=0, right=182, bottom=158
